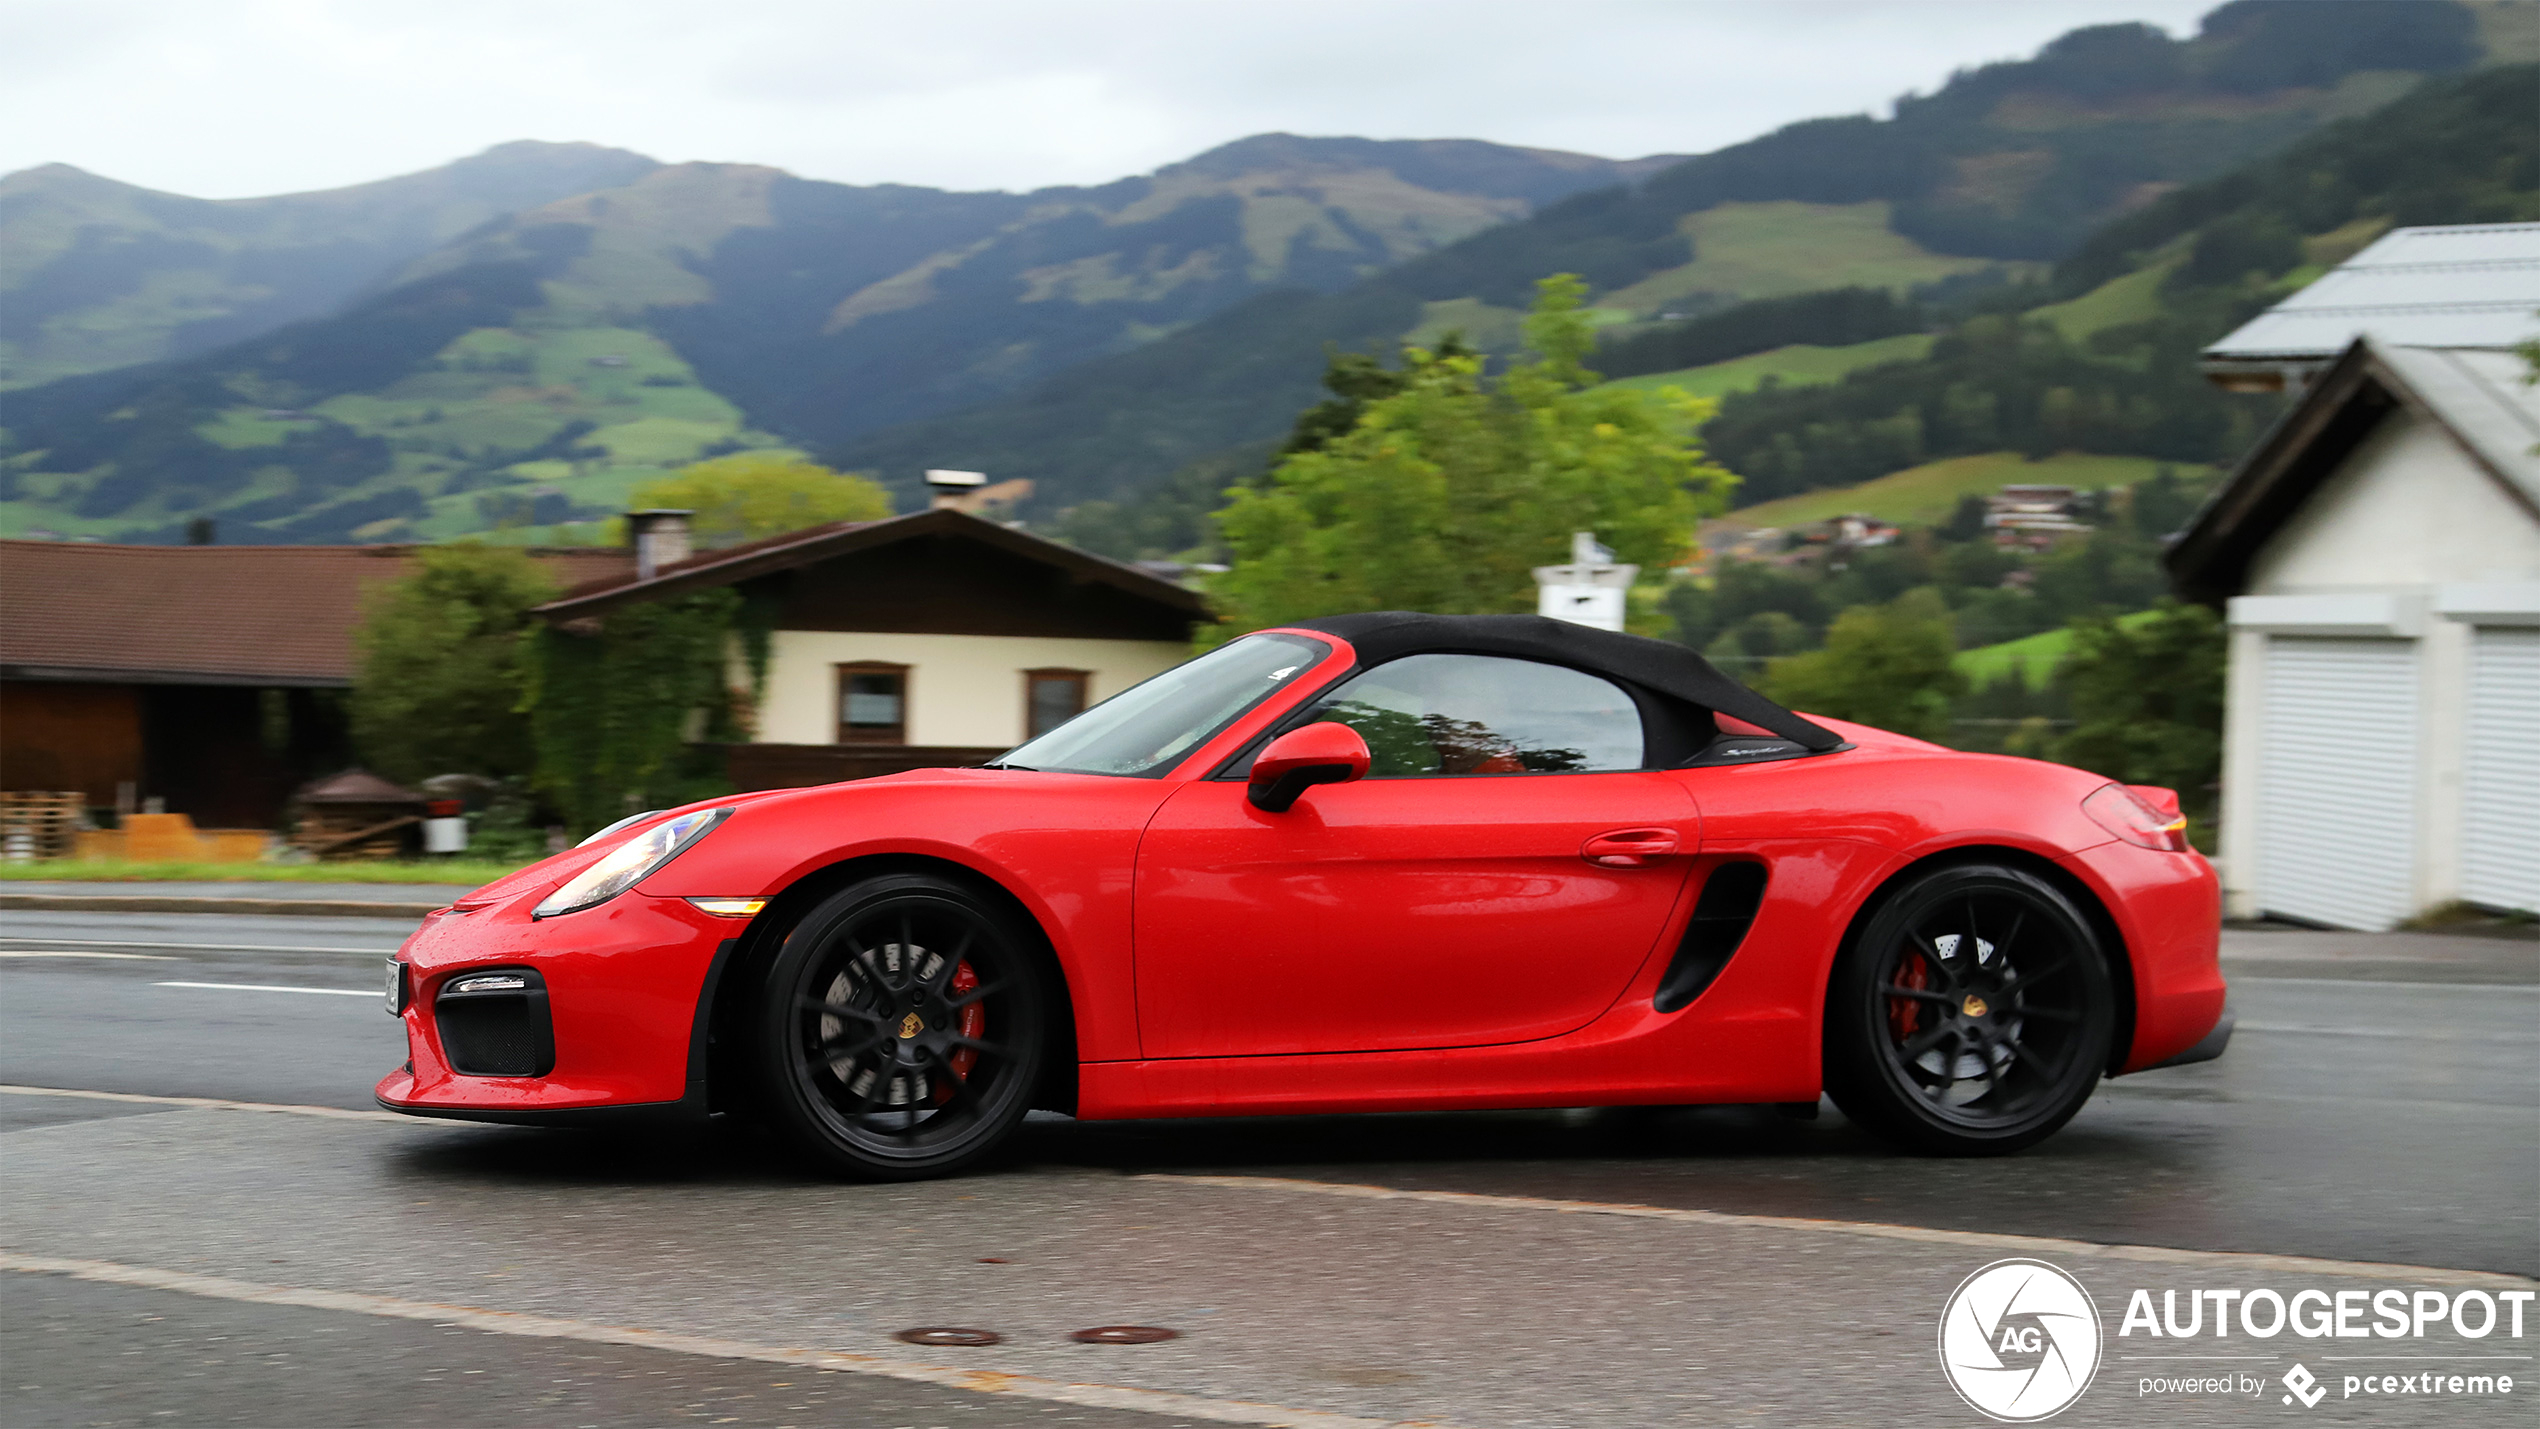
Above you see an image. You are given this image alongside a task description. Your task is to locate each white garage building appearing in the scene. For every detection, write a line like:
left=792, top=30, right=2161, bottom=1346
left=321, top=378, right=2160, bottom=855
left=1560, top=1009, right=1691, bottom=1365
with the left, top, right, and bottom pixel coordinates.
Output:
left=2173, top=225, right=2540, bottom=928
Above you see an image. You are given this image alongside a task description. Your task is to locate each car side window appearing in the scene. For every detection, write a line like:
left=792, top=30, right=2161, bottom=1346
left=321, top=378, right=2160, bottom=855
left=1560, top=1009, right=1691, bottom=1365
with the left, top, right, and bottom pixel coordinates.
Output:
left=1298, top=654, right=1644, bottom=776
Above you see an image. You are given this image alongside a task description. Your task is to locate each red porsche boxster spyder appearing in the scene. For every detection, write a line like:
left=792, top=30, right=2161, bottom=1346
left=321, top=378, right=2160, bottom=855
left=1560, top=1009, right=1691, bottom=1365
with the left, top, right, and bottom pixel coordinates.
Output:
left=379, top=612, right=2229, bottom=1178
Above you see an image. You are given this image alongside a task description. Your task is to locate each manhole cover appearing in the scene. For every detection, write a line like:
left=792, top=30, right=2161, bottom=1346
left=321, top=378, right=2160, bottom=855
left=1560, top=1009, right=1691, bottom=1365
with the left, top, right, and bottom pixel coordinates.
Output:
left=1071, top=1325, right=1178, bottom=1344
left=896, top=1327, right=1001, bottom=1347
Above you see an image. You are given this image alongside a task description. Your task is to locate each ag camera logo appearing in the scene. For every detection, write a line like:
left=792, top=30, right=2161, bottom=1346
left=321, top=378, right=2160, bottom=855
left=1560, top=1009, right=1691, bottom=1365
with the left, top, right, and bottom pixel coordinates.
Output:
left=1940, top=1259, right=2104, bottom=1421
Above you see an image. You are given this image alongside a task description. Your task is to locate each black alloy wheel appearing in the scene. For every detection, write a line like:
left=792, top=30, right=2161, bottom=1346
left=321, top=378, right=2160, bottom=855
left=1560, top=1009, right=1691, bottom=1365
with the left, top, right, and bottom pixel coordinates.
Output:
left=754, top=873, right=1048, bottom=1180
left=1824, top=863, right=2114, bottom=1155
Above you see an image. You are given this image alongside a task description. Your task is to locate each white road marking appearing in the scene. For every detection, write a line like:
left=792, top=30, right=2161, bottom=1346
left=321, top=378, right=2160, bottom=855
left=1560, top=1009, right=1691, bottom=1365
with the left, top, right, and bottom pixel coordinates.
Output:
left=1, top=938, right=393, bottom=954
left=0, top=951, right=177, bottom=960
left=1143, top=1175, right=2539, bottom=1291
left=0, top=1086, right=407, bottom=1122
left=2236, top=1021, right=2531, bottom=1042
left=153, top=981, right=375, bottom=997
left=0, top=1253, right=1443, bottom=1429
left=2229, top=977, right=2539, bottom=993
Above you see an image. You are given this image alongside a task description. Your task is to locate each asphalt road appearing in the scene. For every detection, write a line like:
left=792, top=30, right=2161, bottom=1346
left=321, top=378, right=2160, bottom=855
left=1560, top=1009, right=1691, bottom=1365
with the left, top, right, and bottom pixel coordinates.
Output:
left=3, top=906, right=2534, bottom=1427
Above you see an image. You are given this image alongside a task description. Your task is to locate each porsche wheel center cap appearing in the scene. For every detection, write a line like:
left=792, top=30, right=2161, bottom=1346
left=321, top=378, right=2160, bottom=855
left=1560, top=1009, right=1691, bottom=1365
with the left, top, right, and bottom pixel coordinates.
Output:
left=1961, top=994, right=1989, bottom=1019
left=898, top=1012, right=924, bottom=1039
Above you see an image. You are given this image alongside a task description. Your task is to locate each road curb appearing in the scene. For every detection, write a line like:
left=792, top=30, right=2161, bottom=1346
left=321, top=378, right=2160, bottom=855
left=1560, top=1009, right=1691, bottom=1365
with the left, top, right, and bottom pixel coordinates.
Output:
left=0, top=893, right=438, bottom=921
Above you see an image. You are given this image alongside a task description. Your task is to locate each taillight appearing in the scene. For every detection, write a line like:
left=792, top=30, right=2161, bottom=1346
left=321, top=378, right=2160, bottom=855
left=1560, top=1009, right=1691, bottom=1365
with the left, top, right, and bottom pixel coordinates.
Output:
left=2082, top=783, right=2190, bottom=852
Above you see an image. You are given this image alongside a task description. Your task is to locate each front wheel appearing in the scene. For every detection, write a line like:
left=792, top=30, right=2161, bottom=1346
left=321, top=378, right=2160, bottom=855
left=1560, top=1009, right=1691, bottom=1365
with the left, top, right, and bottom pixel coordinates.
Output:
left=752, top=873, right=1049, bottom=1180
left=1824, top=863, right=2114, bottom=1156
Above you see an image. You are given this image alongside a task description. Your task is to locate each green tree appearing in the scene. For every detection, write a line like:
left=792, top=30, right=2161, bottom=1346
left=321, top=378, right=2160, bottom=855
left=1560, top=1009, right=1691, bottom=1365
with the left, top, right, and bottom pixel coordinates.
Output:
left=1050, top=447, right=1263, bottom=562
left=1277, top=333, right=1479, bottom=458
left=349, top=544, right=557, bottom=784
left=2128, top=464, right=2198, bottom=538
left=1207, top=275, right=1733, bottom=638
left=627, top=454, right=892, bottom=548
left=1760, top=588, right=1965, bottom=741
left=2054, top=600, right=2225, bottom=835
left=526, top=591, right=744, bottom=835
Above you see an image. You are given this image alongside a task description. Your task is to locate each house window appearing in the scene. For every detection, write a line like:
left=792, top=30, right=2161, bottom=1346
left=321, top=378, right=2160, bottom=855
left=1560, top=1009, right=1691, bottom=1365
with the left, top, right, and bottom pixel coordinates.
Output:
left=1024, top=668, right=1089, bottom=739
left=837, top=663, right=909, bottom=745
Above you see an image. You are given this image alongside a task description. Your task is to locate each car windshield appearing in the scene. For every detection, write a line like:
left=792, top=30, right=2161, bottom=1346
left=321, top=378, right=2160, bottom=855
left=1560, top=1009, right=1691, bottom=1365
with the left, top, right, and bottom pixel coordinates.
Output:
left=995, top=632, right=1330, bottom=777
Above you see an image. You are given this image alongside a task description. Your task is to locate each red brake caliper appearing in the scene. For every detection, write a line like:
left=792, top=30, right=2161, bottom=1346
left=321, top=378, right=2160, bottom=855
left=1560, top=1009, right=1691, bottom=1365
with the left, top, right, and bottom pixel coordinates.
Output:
left=933, top=961, right=984, bottom=1104
left=1888, top=952, right=1928, bottom=1044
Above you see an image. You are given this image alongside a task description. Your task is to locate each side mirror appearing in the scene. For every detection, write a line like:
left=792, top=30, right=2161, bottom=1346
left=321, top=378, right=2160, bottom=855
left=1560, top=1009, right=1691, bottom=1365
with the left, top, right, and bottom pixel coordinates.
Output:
left=1247, top=721, right=1371, bottom=813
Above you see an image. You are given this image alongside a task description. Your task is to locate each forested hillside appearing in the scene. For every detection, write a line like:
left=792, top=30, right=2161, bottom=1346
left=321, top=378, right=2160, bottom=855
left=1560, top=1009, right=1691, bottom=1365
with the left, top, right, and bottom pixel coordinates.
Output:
left=0, top=0, right=2518, bottom=545
left=829, top=0, right=2503, bottom=516
left=1699, top=60, right=2537, bottom=505
left=0, top=142, right=661, bottom=388
left=0, top=137, right=1666, bottom=542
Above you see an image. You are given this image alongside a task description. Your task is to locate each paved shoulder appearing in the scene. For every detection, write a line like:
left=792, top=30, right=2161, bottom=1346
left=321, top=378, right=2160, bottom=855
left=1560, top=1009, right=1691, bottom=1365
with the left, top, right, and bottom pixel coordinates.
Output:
left=1, top=881, right=462, bottom=920
left=4, top=1271, right=1217, bottom=1429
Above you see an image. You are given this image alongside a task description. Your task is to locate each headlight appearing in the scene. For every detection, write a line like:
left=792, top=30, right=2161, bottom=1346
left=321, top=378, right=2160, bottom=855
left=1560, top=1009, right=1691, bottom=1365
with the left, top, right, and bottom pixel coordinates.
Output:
left=533, top=807, right=731, bottom=918
left=577, top=809, right=664, bottom=848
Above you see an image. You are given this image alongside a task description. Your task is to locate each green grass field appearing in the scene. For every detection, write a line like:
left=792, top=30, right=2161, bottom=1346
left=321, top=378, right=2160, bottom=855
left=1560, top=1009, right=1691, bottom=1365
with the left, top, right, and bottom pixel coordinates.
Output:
left=0, top=316, right=794, bottom=544
left=1716, top=451, right=2215, bottom=531
left=1600, top=332, right=1934, bottom=402
left=1602, top=201, right=2036, bottom=313
left=1955, top=607, right=2165, bottom=689
left=2029, top=261, right=2175, bottom=342
left=0, top=859, right=532, bottom=884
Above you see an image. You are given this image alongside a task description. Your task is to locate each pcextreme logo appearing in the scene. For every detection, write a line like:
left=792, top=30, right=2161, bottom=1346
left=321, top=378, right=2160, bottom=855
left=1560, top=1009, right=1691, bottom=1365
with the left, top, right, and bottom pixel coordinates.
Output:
left=1938, top=1262, right=2532, bottom=1419
left=1939, top=1259, right=2104, bottom=1422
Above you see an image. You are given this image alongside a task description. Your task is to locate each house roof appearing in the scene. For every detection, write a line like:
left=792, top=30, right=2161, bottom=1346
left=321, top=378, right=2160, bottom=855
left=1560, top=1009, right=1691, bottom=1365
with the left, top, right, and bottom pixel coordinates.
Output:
left=533, top=507, right=1210, bottom=621
left=2202, top=223, right=2540, bottom=378
left=2166, top=336, right=2540, bottom=603
left=294, top=768, right=424, bottom=805
left=0, top=541, right=631, bottom=686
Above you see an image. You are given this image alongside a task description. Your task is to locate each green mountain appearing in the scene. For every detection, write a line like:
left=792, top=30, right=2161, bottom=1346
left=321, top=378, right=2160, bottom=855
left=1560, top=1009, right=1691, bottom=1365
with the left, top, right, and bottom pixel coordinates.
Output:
left=822, top=0, right=2502, bottom=515
left=1693, top=59, right=2537, bottom=507
left=2, top=0, right=2519, bottom=546
left=0, top=137, right=1670, bottom=542
left=0, top=142, right=661, bottom=389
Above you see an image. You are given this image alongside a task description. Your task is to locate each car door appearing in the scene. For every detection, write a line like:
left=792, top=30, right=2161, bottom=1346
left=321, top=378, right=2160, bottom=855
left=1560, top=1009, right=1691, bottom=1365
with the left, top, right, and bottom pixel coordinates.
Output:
left=1134, top=653, right=1699, bottom=1058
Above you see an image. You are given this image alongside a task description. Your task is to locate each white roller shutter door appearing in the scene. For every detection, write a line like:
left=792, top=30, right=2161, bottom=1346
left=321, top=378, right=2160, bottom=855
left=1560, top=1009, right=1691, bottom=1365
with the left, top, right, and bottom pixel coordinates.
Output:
left=2255, top=637, right=2419, bottom=930
left=2461, top=628, right=2540, bottom=914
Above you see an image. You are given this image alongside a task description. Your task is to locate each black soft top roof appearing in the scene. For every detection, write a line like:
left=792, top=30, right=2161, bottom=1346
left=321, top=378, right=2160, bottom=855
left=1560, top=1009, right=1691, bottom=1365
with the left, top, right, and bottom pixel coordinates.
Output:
left=1289, top=611, right=1843, bottom=752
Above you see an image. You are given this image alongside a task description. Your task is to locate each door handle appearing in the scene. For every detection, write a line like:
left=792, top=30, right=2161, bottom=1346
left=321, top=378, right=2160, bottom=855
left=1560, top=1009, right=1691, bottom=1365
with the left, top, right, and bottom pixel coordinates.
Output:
left=1582, top=828, right=1678, bottom=868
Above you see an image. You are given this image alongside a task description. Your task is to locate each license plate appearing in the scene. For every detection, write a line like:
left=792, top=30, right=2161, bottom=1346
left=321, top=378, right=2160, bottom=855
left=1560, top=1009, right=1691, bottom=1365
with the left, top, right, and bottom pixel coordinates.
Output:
left=384, top=958, right=407, bottom=1016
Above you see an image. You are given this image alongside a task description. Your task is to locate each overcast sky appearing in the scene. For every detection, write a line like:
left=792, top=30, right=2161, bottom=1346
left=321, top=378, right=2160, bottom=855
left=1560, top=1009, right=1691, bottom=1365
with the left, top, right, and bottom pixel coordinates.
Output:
left=4, top=0, right=2224, bottom=200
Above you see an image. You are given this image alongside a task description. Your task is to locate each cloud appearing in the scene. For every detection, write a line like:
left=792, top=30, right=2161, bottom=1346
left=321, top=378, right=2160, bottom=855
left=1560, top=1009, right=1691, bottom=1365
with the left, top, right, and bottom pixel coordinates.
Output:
left=1, top=0, right=2221, bottom=198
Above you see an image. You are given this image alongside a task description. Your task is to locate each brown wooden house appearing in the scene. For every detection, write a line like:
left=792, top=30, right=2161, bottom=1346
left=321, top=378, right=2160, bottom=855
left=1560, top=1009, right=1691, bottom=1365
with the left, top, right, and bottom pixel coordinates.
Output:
left=0, top=540, right=627, bottom=828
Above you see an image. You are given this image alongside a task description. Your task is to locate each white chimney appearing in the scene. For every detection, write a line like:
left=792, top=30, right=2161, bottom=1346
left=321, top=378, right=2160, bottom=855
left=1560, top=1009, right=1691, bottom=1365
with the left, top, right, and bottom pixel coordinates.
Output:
left=925, top=469, right=988, bottom=510
left=1531, top=531, right=1638, bottom=632
left=627, top=508, right=693, bottom=581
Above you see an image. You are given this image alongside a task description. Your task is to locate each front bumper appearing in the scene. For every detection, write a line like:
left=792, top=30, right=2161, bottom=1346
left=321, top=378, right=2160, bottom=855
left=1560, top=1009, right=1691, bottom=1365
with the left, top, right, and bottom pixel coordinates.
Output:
left=374, top=889, right=737, bottom=1123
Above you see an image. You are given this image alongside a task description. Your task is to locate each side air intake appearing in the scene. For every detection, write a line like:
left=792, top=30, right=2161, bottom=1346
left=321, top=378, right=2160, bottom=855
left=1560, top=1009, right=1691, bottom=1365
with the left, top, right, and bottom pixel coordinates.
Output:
left=435, top=967, right=555, bottom=1077
left=1653, top=861, right=1768, bottom=1013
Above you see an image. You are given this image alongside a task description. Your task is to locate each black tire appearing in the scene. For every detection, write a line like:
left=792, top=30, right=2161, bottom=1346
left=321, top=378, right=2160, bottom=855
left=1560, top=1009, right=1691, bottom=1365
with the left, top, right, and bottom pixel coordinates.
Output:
left=1824, top=863, right=2114, bottom=1156
left=752, top=873, right=1049, bottom=1180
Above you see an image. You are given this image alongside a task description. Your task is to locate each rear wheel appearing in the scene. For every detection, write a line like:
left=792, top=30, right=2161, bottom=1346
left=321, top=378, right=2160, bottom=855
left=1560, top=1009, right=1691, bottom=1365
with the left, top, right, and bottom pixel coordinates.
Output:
left=1825, top=863, right=2113, bottom=1155
left=753, top=873, right=1048, bottom=1180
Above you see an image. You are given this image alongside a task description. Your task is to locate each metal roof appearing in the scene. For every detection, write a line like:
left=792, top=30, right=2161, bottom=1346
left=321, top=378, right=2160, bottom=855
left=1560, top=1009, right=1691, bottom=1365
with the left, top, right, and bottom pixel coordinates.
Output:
left=533, top=506, right=1209, bottom=621
left=2376, top=343, right=2540, bottom=510
left=2202, top=223, right=2540, bottom=369
left=2167, top=337, right=2540, bottom=603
